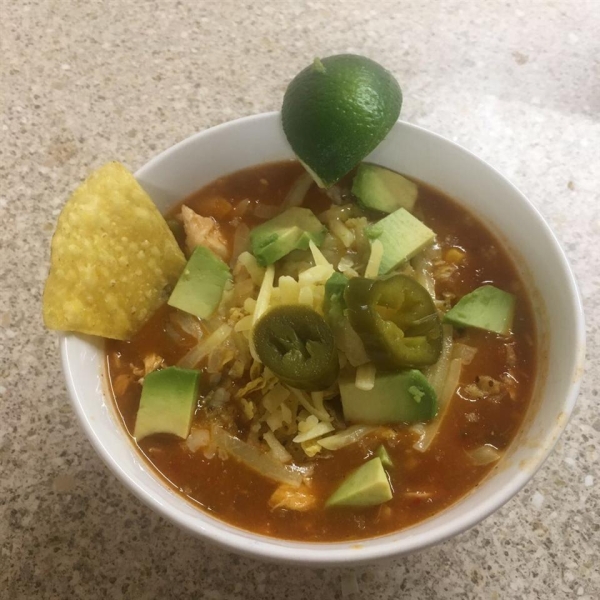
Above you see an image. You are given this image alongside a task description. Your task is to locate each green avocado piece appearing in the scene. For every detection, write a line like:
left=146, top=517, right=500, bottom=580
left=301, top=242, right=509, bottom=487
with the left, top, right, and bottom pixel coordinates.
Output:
left=326, top=458, right=393, bottom=507
left=340, top=368, right=437, bottom=425
left=365, top=208, right=435, bottom=275
left=352, top=164, right=418, bottom=213
left=133, top=367, right=201, bottom=441
left=443, top=284, right=516, bottom=335
left=168, top=246, right=231, bottom=319
left=250, top=207, right=326, bottom=266
left=376, top=444, right=394, bottom=468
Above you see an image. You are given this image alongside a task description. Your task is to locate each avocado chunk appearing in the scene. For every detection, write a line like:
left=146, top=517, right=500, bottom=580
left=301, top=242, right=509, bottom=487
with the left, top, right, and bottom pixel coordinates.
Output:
left=376, top=444, right=394, bottom=468
left=340, top=368, right=437, bottom=425
left=250, top=207, right=326, bottom=266
left=168, top=246, right=231, bottom=319
left=134, top=367, right=201, bottom=441
left=443, top=284, right=516, bottom=335
left=365, top=208, right=435, bottom=275
left=352, top=164, right=418, bottom=213
left=326, top=458, right=393, bottom=507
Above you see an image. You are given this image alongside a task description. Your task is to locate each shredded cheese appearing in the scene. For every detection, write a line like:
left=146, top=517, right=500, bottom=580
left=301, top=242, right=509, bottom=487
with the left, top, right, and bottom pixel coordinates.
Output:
left=237, top=251, right=265, bottom=285
left=298, top=285, right=313, bottom=306
left=278, top=276, right=299, bottom=304
left=234, top=315, right=253, bottom=332
left=293, top=421, right=334, bottom=443
left=355, top=363, right=376, bottom=390
left=329, top=219, right=354, bottom=247
left=263, top=431, right=293, bottom=463
left=309, top=239, right=331, bottom=267
left=252, top=265, right=275, bottom=324
left=288, top=387, right=331, bottom=422
left=298, top=264, right=334, bottom=285
left=364, top=239, right=384, bottom=279
left=243, top=297, right=256, bottom=313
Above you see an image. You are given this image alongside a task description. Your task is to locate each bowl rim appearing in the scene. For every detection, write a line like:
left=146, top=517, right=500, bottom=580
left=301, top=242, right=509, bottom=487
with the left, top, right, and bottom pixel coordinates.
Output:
left=60, top=111, right=586, bottom=566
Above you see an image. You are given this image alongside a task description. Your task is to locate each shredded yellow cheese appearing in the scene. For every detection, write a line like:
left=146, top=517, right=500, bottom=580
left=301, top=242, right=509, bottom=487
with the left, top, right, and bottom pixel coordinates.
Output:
left=293, top=421, right=334, bottom=443
left=355, top=363, right=376, bottom=391
left=298, top=286, right=314, bottom=306
left=364, top=239, right=384, bottom=279
left=309, top=240, right=330, bottom=267
left=237, top=252, right=265, bottom=285
left=253, top=265, right=275, bottom=324
left=329, top=219, right=354, bottom=247
left=278, top=276, right=299, bottom=304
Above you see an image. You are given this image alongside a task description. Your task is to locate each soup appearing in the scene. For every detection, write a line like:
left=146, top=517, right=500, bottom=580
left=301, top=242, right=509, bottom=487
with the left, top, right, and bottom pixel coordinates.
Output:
left=106, top=161, right=536, bottom=542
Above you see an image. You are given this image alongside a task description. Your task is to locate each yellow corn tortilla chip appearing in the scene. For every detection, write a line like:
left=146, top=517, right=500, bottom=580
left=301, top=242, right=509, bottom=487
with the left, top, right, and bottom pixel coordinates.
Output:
left=43, top=162, right=186, bottom=340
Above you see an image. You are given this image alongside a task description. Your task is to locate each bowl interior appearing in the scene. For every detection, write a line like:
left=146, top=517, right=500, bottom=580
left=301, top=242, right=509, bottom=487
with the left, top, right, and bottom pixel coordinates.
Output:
left=61, top=112, right=585, bottom=566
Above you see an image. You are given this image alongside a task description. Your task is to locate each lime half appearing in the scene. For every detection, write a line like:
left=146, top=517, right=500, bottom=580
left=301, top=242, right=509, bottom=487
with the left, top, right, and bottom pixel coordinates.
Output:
left=282, top=55, right=402, bottom=188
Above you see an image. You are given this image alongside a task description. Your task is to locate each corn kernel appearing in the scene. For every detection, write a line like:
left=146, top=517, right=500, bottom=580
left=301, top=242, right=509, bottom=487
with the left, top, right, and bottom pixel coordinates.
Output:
left=445, top=248, right=466, bottom=264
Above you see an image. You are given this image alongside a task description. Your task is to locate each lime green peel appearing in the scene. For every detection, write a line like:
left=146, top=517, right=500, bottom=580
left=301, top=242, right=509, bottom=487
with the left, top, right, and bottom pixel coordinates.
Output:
left=282, top=54, right=402, bottom=188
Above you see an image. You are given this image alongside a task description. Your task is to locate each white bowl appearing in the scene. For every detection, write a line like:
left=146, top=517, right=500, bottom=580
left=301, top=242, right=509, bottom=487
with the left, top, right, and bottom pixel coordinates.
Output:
left=61, top=112, right=585, bottom=566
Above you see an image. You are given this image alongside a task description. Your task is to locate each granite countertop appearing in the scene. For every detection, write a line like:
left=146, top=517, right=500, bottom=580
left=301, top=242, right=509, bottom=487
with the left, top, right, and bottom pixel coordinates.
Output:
left=2, top=0, right=599, bottom=598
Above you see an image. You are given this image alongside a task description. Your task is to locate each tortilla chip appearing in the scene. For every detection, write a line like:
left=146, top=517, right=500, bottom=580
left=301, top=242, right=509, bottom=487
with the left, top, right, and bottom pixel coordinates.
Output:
left=43, top=162, right=186, bottom=339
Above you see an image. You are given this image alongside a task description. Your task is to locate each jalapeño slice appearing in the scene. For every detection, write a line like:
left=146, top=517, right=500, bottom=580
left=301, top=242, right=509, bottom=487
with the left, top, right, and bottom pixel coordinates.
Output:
left=253, top=305, right=339, bottom=391
left=345, top=274, right=442, bottom=369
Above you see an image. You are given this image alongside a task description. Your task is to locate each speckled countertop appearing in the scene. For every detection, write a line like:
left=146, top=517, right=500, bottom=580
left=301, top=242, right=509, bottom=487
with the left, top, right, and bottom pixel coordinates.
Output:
left=1, top=0, right=599, bottom=598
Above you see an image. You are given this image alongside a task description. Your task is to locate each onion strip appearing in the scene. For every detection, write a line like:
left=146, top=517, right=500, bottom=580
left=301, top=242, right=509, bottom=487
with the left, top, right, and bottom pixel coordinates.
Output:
left=263, top=431, right=293, bottom=464
left=467, top=444, right=502, bottom=465
left=318, top=425, right=375, bottom=451
left=412, top=243, right=441, bottom=299
left=281, top=172, right=313, bottom=209
left=254, top=203, right=281, bottom=219
left=230, top=223, right=250, bottom=265
left=170, top=312, right=203, bottom=339
left=177, top=323, right=232, bottom=368
left=423, top=325, right=454, bottom=398
left=412, top=357, right=462, bottom=452
left=213, top=427, right=302, bottom=487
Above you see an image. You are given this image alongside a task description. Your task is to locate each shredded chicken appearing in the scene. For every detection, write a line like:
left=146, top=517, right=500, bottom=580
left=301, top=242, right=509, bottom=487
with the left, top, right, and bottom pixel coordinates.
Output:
left=505, top=344, right=517, bottom=368
left=433, top=260, right=458, bottom=281
left=269, top=483, right=317, bottom=511
left=112, top=373, right=134, bottom=396
left=130, top=363, right=144, bottom=378
left=463, top=375, right=505, bottom=399
left=143, top=353, right=164, bottom=375
left=181, top=205, right=229, bottom=261
left=500, top=372, right=519, bottom=400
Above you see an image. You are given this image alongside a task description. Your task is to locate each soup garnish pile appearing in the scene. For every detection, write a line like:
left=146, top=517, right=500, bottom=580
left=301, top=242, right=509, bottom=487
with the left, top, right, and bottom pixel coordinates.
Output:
left=43, top=55, right=536, bottom=541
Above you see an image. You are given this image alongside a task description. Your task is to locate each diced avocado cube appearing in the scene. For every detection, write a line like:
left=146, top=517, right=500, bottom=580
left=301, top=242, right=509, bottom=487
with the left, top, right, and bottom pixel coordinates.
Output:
left=376, top=444, right=394, bottom=468
left=134, top=367, right=201, bottom=441
left=340, top=369, right=437, bottom=425
left=326, top=457, right=392, bottom=507
left=365, top=208, right=435, bottom=275
left=250, top=207, right=326, bottom=266
left=352, top=164, right=418, bottom=213
left=443, top=284, right=516, bottom=335
left=168, top=246, right=231, bottom=319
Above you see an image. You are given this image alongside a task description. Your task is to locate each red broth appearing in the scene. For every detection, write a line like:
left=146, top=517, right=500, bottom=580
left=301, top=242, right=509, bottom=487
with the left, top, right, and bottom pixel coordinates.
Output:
left=106, top=161, right=536, bottom=541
